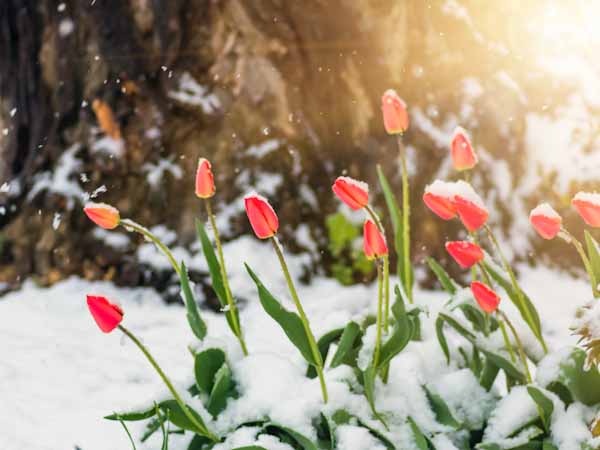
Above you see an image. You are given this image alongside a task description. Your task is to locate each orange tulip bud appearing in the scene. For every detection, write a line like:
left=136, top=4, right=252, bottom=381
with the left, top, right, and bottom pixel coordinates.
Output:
left=423, top=180, right=458, bottom=220
left=195, top=158, right=216, bottom=199
left=471, top=281, right=500, bottom=313
left=363, top=219, right=388, bottom=260
left=451, top=126, right=477, bottom=171
left=572, top=192, right=600, bottom=228
left=86, top=295, right=124, bottom=333
left=529, top=203, right=562, bottom=240
left=244, top=193, right=279, bottom=239
left=332, top=176, right=369, bottom=210
left=83, top=202, right=120, bottom=229
left=445, top=241, right=484, bottom=269
left=381, top=89, right=409, bottom=135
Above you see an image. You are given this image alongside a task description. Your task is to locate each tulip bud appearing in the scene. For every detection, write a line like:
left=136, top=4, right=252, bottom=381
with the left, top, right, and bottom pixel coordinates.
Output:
left=244, top=193, right=279, bottom=239
left=423, top=180, right=458, bottom=220
left=445, top=241, right=484, bottom=269
left=381, top=89, right=409, bottom=135
left=363, top=219, right=388, bottom=260
left=453, top=181, right=488, bottom=232
left=332, top=176, right=369, bottom=210
left=470, top=282, right=500, bottom=313
left=572, top=192, right=600, bottom=228
left=86, top=295, right=124, bottom=333
left=83, top=202, right=120, bottom=229
left=451, top=126, right=477, bottom=171
left=529, top=203, right=562, bottom=240
left=195, top=158, right=216, bottom=199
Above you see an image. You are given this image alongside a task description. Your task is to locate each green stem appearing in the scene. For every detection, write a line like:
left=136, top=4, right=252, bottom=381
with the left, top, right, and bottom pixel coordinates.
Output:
left=205, top=200, right=248, bottom=356
left=120, top=219, right=181, bottom=277
left=498, top=311, right=532, bottom=384
left=470, top=232, right=479, bottom=282
left=484, top=225, right=548, bottom=354
left=365, top=205, right=390, bottom=333
left=270, top=237, right=328, bottom=403
left=561, top=229, right=599, bottom=298
left=373, top=261, right=383, bottom=369
left=397, top=136, right=412, bottom=303
left=118, top=325, right=219, bottom=442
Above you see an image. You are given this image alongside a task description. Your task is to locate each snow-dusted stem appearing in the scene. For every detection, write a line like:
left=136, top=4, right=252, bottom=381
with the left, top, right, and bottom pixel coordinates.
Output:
left=270, top=237, right=328, bottom=403
left=365, top=205, right=390, bottom=332
left=119, top=219, right=181, bottom=277
left=484, top=225, right=548, bottom=354
left=373, top=261, right=383, bottom=369
left=498, top=311, right=532, bottom=384
left=397, top=135, right=412, bottom=303
left=118, top=325, right=219, bottom=442
left=205, top=200, right=248, bottom=356
left=560, top=229, right=599, bottom=299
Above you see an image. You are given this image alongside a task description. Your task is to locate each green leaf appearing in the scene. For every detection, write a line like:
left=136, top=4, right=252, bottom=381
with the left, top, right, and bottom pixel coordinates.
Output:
left=548, top=347, right=600, bottom=406
left=207, top=363, right=234, bottom=416
left=479, top=359, right=500, bottom=391
left=180, top=261, right=208, bottom=341
left=194, top=348, right=226, bottom=395
left=196, top=220, right=239, bottom=334
left=187, top=435, right=215, bottom=450
left=542, top=441, right=558, bottom=450
left=262, top=423, right=318, bottom=450
left=307, top=327, right=344, bottom=378
left=483, top=259, right=543, bottom=347
left=326, top=212, right=358, bottom=257
left=426, top=257, right=459, bottom=295
left=233, top=447, right=268, bottom=450
left=527, top=386, right=554, bottom=432
left=424, top=387, right=461, bottom=429
left=436, top=316, right=450, bottom=364
left=105, top=404, right=157, bottom=421
left=159, top=400, right=209, bottom=436
left=407, top=417, right=430, bottom=450
left=585, top=230, right=600, bottom=283
left=330, top=321, right=362, bottom=368
left=245, top=264, right=318, bottom=366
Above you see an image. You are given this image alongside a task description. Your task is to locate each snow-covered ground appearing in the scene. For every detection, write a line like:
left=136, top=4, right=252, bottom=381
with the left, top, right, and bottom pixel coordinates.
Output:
left=0, top=236, right=592, bottom=450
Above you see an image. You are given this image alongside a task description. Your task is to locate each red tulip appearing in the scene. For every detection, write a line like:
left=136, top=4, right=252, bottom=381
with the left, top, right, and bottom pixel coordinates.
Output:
left=470, top=282, right=500, bottom=313
left=87, top=295, right=124, bottom=333
left=453, top=182, right=488, bottom=232
left=244, top=193, right=279, bottom=239
left=363, top=219, right=388, bottom=260
left=451, top=126, right=477, bottom=171
left=423, top=180, right=458, bottom=220
left=381, top=89, right=409, bottom=135
left=84, top=202, right=120, bottom=229
left=572, top=192, right=600, bottom=227
left=195, top=158, right=215, bottom=199
left=332, top=176, right=369, bottom=210
left=445, top=241, right=484, bottom=269
left=529, top=203, right=562, bottom=240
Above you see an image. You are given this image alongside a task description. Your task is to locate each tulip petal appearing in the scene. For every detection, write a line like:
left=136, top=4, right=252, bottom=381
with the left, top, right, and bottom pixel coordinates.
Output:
left=244, top=193, right=279, bottom=239
left=470, top=282, right=500, bottom=313
left=86, top=295, right=124, bottom=333
left=332, top=176, right=369, bottom=210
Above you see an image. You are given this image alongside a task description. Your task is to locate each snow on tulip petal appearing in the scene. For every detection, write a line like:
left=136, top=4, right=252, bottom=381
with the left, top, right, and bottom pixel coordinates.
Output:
left=445, top=241, right=484, bottom=269
left=451, top=126, right=477, bottom=171
left=244, top=193, right=279, bottom=239
left=529, top=203, right=562, bottom=239
left=86, top=295, right=124, bottom=333
left=381, top=89, right=409, bottom=135
left=363, top=219, right=388, bottom=260
left=195, top=158, right=216, bottom=199
left=470, top=282, right=500, bottom=314
left=423, top=180, right=458, bottom=220
left=572, top=192, right=600, bottom=227
left=332, top=176, right=369, bottom=210
left=83, top=202, right=120, bottom=229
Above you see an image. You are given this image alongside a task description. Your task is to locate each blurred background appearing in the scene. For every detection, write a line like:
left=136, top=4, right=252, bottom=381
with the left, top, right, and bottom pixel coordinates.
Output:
left=1, top=0, right=600, bottom=300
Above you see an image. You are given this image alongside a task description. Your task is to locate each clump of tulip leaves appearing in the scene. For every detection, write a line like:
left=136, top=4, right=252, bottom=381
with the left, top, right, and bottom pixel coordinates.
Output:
left=106, top=172, right=600, bottom=450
